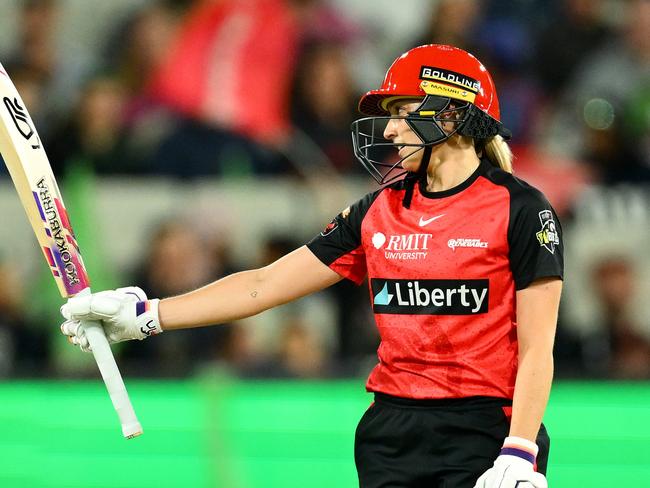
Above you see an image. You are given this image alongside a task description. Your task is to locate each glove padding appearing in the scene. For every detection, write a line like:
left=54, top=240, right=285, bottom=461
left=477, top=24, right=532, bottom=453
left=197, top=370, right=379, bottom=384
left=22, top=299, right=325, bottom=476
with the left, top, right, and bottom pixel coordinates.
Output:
left=474, top=436, right=547, bottom=488
left=60, top=286, right=162, bottom=352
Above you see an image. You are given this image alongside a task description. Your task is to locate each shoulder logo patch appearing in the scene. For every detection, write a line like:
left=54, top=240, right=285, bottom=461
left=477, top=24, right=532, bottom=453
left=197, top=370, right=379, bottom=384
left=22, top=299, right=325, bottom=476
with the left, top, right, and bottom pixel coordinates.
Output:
left=536, top=210, right=559, bottom=254
left=321, top=219, right=338, bottom=237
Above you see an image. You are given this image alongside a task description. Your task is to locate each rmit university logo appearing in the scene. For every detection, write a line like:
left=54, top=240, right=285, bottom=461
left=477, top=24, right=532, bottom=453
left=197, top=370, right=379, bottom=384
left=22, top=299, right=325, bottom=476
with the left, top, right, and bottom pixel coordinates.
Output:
left=372, top=279, right=489, bottom=315
left=372, top=232, right=432, bottom=260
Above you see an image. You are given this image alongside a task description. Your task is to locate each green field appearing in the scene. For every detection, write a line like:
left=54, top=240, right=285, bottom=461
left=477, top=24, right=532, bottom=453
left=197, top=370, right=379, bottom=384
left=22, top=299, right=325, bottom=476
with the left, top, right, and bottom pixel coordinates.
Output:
left=0, top=380, right=648, bottom=487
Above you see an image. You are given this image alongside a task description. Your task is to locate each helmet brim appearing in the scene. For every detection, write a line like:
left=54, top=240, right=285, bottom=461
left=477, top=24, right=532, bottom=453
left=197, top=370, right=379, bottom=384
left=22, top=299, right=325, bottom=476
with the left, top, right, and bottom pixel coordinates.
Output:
left=358, top=91, right=423, bottom=116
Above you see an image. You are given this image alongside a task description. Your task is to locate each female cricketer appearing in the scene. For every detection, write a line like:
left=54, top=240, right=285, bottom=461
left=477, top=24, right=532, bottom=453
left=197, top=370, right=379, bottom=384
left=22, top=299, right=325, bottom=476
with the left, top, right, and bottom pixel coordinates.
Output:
left=62, top=44, right=563, bottom=488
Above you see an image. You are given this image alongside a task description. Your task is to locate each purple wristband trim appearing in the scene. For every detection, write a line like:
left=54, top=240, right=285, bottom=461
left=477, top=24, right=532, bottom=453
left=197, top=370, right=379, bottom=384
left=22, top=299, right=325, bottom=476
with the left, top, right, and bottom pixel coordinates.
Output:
left=135, top=301, right=147, bottom=317
left=500, top=447, right=535, bottom=464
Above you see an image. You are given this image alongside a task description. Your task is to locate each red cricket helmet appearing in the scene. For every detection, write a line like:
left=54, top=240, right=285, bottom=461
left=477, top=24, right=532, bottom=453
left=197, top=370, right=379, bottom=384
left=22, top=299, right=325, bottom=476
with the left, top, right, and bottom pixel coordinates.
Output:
left=359, top=44, right=501, bottom=121
left=351, top=45, right=510, bottom=188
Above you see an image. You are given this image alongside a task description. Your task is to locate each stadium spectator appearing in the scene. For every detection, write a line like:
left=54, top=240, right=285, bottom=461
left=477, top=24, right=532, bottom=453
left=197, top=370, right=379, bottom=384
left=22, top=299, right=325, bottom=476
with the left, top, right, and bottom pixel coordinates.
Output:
left=221, top=235, right=337, bottom=378
left=103, top=0, right=186, bottom=108
left=583, top=256, right=650, bottom=379
left=290, top=41, right=360, bottom=173
left=5, top=0, right=91, bottom=137
left=123, top=219, right=233, bottom=376
left=274, top=318, right=329, bottom=378
left=134, top=0, right=299, bottom=177
left=415, top=0, right=483, bottom=54
left=0, top=259, right=49, bottom=377
left=534, top=0, right=610, bottom=100
left=99, top=0, right=191, bottom=173
left=45, top=76, right=133, bottom=176
left=544, top=0, right=650, bottom=184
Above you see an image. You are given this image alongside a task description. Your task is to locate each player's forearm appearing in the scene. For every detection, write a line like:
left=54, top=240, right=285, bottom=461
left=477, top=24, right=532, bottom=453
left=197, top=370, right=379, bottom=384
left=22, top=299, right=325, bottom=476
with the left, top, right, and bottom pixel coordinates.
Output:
left=508, top=347, right=554, bottom=442
left=158, top=267, right=283, bottom=330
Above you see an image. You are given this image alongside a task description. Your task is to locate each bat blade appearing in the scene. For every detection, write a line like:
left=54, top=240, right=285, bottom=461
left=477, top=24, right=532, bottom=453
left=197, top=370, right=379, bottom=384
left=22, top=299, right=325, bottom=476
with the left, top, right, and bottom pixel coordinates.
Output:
left=0, top=65, right=89, bottom=297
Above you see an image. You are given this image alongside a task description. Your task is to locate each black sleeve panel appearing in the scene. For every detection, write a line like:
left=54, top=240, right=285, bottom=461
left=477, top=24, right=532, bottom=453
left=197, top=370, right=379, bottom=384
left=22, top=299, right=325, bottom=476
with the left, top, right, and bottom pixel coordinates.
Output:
left=307, top=189, right=382, bottom=266
left=506, top=178, right=564, bottom=290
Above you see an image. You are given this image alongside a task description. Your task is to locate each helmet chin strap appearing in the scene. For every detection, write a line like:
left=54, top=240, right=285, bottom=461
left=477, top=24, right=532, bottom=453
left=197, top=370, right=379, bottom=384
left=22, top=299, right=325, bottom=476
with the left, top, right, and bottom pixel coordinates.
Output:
left=402, top=144, right=433, bottom=209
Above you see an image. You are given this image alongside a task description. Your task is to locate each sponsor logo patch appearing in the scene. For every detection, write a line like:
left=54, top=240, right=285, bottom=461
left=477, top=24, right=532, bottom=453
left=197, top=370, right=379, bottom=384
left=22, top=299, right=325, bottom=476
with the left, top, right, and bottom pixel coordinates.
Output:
left=321, top=219, right=338, bottom=237
left=535, top=210, right=559, bottom=254
left=418, top=214, right=445, bottom=226
left=321, top=207, right=352, bottom=237
left=419, top=66, right=481, bottom=94
left=371, top=278, right=489, bottom=315
left=447, top=238, right=488, bottom=251
left=371, top=232, right=432, bottom=260
left=420, top=80, right=477, bottom=103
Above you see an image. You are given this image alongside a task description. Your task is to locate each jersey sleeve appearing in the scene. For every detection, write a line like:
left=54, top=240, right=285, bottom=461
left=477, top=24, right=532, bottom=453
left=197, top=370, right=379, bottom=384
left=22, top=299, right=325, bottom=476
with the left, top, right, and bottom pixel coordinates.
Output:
left=508, top=188, right=564, bottom=290
left=306, top=190, right=380, bottom=285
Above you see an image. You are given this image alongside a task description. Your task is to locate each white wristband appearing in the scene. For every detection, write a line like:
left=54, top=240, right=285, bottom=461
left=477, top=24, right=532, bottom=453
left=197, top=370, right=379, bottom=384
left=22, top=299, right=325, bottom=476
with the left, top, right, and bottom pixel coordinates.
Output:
left=135, top=299, right=163, bottom=338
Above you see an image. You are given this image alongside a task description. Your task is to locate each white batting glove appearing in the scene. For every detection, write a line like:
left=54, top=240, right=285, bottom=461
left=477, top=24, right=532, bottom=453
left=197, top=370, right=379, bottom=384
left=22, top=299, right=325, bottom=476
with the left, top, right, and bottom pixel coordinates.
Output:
left=60, top=286, right=162, bottom=352
left=473, top=437, right=547, bottom=488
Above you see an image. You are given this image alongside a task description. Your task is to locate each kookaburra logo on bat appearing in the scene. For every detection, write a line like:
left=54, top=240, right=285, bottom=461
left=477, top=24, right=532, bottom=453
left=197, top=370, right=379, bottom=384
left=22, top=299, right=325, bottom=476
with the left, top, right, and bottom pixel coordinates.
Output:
left=3, top=96, right=41, bottom=149
left=35, top=177, right=81, bottom=286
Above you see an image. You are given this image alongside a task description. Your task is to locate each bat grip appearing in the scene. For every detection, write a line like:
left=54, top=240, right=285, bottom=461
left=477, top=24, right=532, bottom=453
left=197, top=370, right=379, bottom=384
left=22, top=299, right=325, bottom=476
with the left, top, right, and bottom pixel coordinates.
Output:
left=82, top=319, right=143, bottom=439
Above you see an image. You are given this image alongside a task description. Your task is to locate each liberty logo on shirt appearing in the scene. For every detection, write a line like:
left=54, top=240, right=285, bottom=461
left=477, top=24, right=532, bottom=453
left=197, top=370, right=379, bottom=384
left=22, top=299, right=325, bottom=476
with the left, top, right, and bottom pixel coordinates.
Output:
left=371, top=279, right=489, bottom=315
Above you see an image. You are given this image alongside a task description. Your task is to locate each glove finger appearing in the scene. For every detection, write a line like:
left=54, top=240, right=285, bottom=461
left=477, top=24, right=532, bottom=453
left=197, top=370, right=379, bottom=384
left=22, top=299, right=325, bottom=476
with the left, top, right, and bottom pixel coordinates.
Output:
left=66, top=294, right=122, bottom=319
left=60, top=320, right=81, bottom=337
left=116, top=286, right=147, bottom=301
left=61, top=290, right=116, bottom=318
left=61, top=295, right=93, bottom=318
left=79, top=335, right=92, bottom=352
left=60, top=303, right=72, bottom=320
left=88, top=295, right=124, bottom=316
left=70, top=333, right=92, bottom=352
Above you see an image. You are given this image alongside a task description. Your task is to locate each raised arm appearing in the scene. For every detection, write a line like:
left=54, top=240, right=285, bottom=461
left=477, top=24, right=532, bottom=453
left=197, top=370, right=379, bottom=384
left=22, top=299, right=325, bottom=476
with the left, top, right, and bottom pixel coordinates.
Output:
left=62, top=189, right=375, bottom=350
left=60, top=246, right=344, bottom=349
left=160, top=246, right=343, bottom=329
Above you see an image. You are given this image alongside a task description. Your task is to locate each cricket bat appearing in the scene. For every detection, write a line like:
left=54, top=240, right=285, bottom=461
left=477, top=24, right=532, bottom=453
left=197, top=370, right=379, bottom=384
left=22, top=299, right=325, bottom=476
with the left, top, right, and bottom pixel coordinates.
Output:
left=0, top=63, right=142, bottom=439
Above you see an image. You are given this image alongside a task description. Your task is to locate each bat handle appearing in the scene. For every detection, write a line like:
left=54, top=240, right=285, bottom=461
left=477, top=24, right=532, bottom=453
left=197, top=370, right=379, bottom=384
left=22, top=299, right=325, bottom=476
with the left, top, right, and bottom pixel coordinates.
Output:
left=81, top=319, right=143, bottom=439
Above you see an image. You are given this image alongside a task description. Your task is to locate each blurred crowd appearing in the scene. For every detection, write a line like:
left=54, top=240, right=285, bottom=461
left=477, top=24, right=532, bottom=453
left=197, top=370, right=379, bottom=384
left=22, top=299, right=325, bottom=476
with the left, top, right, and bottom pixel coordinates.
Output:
left=0, top=0, right=649, bottom=380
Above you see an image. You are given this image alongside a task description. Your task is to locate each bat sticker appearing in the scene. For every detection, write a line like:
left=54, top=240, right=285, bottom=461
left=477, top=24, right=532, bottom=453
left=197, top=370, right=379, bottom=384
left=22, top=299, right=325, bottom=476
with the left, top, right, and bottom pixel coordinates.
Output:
left=2, top=97, right=41, bottom=148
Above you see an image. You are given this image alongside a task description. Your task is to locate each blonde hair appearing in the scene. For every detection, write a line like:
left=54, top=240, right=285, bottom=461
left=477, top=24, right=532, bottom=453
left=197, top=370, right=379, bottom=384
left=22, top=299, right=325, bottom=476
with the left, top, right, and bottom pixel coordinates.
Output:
left=482, top=135, right=513, bottom=174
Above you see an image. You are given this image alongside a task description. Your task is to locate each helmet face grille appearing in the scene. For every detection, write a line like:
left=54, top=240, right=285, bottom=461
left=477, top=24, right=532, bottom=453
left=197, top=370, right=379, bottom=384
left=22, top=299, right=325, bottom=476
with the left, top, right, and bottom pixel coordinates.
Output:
left=351, top=95, right=510, bottom=184
left=351, top=96, right=471, bottom=184
left=351, top=116, right=414, bottom=185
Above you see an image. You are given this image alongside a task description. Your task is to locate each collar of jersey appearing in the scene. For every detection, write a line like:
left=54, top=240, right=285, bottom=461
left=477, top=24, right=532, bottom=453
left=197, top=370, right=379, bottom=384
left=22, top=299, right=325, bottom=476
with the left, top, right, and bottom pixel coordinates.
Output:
left=417, top=158, right=488, bottom=199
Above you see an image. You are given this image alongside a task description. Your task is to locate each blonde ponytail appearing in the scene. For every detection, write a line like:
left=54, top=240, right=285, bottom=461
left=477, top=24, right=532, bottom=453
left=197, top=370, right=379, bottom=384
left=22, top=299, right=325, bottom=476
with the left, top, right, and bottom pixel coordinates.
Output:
left=483, top=135, right=513, bottom=174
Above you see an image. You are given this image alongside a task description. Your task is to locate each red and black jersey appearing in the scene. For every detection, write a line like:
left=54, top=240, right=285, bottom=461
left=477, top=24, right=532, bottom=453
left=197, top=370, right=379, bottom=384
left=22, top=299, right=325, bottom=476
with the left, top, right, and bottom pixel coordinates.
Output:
left=307, top=159, right=563, bottom=400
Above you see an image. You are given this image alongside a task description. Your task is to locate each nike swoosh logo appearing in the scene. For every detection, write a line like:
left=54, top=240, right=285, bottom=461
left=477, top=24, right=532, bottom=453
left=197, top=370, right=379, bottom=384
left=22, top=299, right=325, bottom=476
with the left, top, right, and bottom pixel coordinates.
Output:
left=418, top=214, right=445, bottom=226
